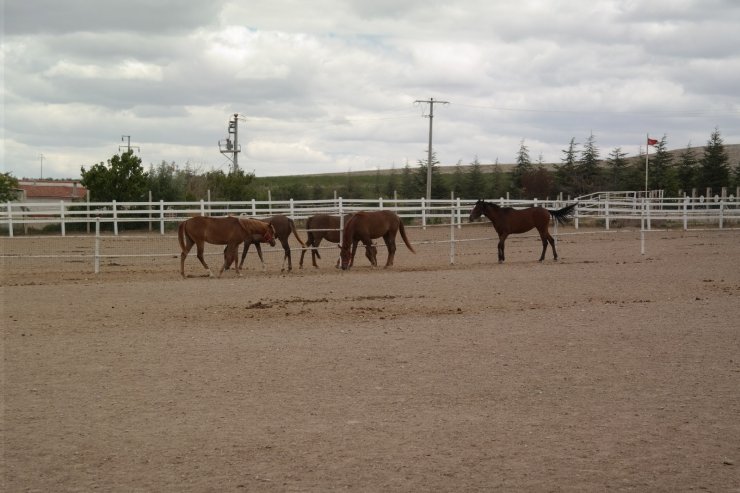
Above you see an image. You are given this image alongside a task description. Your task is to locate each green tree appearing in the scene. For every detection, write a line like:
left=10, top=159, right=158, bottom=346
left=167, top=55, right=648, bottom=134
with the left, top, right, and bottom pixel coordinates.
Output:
left=648, top=135, right=676, bottom=194
left=400, top=162, right=418, bottom=199
left=698, top=127, right=730, bottom=193
left=466, top=156, right=486, bottom=199
left=384, top=166, right=398, bottom=198
left=147, top=161, right=186, bottom=201
left=555, top=138, right=578, bottom=197
left=576, top=132, right=601, bottom=195
left=511, top=139, right=532, bottom=194
left=676, top=143, right=698, bottom=194
left=415, top=150, right=448, bottom=199
left=489, top=158, right=505, bottom=199
left=0, top=172, right=20, bottom=202
left=451, top=159, right=465, bottom=197
left=80, top=150, right=148, bottom=201
left=605, top=147, right=629, bottom=191
left=520, top=165, right=554, bottom=199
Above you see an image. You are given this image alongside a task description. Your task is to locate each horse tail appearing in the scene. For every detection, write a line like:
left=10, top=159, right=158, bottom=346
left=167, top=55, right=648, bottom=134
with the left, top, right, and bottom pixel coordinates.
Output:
left=549, top=202, right=578, bottom=226
left=177, top=221, right=188, bottom=252
left=398, top=219, right=416, bottom=253
left=289, top=218, right=307, bottom=248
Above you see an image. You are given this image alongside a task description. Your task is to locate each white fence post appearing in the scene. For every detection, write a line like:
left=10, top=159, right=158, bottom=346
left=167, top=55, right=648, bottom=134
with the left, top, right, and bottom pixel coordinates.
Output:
left=251, top=199, right=256, bottom=216
left=159, top=200, right=165, bottom=235
left=112, top=200, right=118, bottom=236
left=290, top=198, right=295, bottom=218
left=449, top=202, right=455, bottom=265
left=719, top=199, right=724, bottom=229
left=148, top=191, right=153, bottom=232
left=457, top=197, right=462, bottom=229
left=421, top=198, right=426, bottom=229
left=6, top=202, right=13, bottom=238
left=94, top=218, right=101, bottom=274
left=683, top=196, right=688, bottom=230
left=605, top=199, right=610, bottom=231
left=60, top=200, right=66, bottom=236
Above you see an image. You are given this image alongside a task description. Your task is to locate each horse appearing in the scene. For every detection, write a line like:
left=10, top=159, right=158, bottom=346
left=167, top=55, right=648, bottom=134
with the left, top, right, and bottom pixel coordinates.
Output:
left=468, top=199, right=577, bottom=263
left=339, top=210, right=415, bottom=270
left=178, top=215, right=275, bottom=278
left=299, top=214, right=377, bottom=269
left=238, top=215, right=307, bottom=272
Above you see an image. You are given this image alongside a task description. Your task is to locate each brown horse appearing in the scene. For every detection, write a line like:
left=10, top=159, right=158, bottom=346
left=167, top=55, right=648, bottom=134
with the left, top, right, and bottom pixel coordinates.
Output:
left=178, top=215, right=275, bottom=278
left=468, top=199, right=577, bottom=262
left=238, top=215, right=307, bottom=272
left=299, top=214, right=377, bottom=269
left=339, top=210, right=415, bottom=270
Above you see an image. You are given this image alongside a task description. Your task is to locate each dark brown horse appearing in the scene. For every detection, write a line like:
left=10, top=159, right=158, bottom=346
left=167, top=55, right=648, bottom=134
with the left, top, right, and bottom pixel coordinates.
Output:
left=468, top=199, right=577, bottom=262
left=178, top=215, right=275, bottom=278
left=299, top=214, right=376, bottom=269
left=339, top=210, right=415, bottom=270
left=238, top=215, right=307, bottom=272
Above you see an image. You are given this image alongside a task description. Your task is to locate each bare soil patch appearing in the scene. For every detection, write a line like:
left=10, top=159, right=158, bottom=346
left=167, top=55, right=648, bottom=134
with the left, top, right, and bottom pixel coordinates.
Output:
left=3, top=228, right=740, bottom=491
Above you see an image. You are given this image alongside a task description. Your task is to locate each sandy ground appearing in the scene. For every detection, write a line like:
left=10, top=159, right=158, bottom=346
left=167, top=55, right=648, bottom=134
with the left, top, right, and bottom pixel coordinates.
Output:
left=2, top=225, right=740, bottom=492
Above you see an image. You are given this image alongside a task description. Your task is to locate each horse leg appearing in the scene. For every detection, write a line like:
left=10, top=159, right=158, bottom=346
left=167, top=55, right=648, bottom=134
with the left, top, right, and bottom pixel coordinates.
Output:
left=384, top=236, right=396, bottom=267
left=349, top=240, right=359, bottom=268
left=239, top=241, right=251, bottom=269
left=364, top=244, right=377, bottom=266
left=279, top=238, right=291, bottom=271
left=497, top=234, right=507, bottom=263
left=254, top=243, right=266, bottom=271
left=195, top=241, right=213, bottom=277
left=180, top=238, right=195, bottom=278
left=220, top=244, right=239, bottom=278
left=538, top=231, right=549, bottom=262
left=547, top=233, right=558, bottom=261
left=311, top=238, right=322, bottom=268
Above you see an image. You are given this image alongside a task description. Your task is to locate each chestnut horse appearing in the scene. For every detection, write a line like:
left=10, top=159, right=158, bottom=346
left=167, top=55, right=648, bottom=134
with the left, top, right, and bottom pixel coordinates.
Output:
left=178, top=215, right=275, bottom=278
left=339, top=211, right=415, bottom=270
left=468, top=199, right=577, bottom=262
left=237, top=215, right=307, bottom=272
left=299, top=214, right=376, bottom=269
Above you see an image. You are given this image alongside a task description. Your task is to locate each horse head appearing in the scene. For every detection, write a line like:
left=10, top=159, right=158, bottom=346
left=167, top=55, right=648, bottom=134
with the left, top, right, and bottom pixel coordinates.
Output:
left=469, top=199, right=486, bottom=222
left=263, top=223, right=277, bottom=247
left=338, top=243, right=352, bottom=270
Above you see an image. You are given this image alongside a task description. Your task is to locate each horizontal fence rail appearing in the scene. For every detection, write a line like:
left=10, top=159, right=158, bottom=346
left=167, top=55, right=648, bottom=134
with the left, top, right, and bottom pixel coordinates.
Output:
left=2, top=195, right=739, bottom=237
left=2, top=194, right=739, bottom=276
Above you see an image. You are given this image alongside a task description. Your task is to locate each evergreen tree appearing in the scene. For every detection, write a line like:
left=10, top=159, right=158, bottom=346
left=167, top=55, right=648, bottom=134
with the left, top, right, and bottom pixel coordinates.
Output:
left=605, top=147, right=629, bottom=191
left=576, top=132, right=601, bottom=195
left=466, top=156, right=486, bottom=199
left=400, top=162, right=417, bottom=199
left=648, top=135, right=676, bottom=194
left=451, top=160, right=465, bottom=197
left=698, top=127, right=730, bottom=193
left=147, top=161, right=186, bottom=201
left=489, top=158, right=504, bottom=199
left=384, top=166, right=398, bottom=199
left=676, top=143, right=698, bottom=194
left=415, top=150, right=448, bottom=199
left=555, top=138, right=578, bottom=197
left=80, top=150, right=148, bottom=202
left=511, top=139, right=532, bottom=195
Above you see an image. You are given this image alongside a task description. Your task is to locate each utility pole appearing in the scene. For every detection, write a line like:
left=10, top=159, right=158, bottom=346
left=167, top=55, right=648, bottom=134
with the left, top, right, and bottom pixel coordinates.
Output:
left=414, top=98, right=449, bottom=200
left=218, top=114, right=242, bottom=172
left=39, top=153, right=44, bottom=179
left=119, top=135, right=140, bottom=154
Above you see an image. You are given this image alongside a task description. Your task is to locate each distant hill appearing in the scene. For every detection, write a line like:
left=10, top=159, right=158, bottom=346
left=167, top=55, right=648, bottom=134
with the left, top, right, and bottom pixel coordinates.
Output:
left=300, top=144, right=740, bottom=178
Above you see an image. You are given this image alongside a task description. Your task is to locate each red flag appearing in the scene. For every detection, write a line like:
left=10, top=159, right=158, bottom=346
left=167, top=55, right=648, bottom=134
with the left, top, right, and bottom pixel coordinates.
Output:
left=647, top=137, right=658, bottom=146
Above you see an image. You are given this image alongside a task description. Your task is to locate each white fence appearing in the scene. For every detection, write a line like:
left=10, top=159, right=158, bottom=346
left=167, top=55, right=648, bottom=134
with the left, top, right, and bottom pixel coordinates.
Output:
left=1, top=194, right=738, bottom=275
left=2, top=194, right=739, bottom=237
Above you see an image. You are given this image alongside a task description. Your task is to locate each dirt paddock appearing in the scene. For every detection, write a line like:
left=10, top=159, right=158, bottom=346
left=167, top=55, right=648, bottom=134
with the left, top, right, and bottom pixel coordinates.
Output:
left=2, top=227, right=740, bottom=491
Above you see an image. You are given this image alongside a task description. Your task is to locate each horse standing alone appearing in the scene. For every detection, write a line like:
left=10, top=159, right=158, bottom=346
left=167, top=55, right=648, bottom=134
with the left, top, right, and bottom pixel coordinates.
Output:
left=178, top=215, right=275, bottom=278
left=339, top=210, right=415, bottom=270
left=468, top=199, right=577, bottom=262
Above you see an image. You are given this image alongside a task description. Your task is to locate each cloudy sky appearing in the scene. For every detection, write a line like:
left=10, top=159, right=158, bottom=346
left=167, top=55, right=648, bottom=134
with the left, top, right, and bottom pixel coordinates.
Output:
left=2, top=0, right=739, bottom=180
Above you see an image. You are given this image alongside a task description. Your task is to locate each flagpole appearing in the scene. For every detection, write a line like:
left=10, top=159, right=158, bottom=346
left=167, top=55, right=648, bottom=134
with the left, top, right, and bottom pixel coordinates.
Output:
left=645, top=133, right=649, bottom=196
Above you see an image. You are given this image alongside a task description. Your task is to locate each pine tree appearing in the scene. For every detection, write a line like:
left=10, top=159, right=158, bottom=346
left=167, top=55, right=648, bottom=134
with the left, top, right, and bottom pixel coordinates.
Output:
left=511, top=140, right=532, bottom=196
left=576, top=132, right=601, bottom=195
left=415, top=150, right=448, bottom=199
left=676, top=143, right=698, bottom=194
left=698, top=127, right=730, bottom=193
left=605, top=147, right=629, bottom=191
left=451, top=159, right=465, bottom=197
left=466, top=156, right=486, bottom=199
left=555, top=138, right=578, bottom=197
left=648, top=135, right=676, bottom=194
left=400, top=162, right=417, bottom=199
